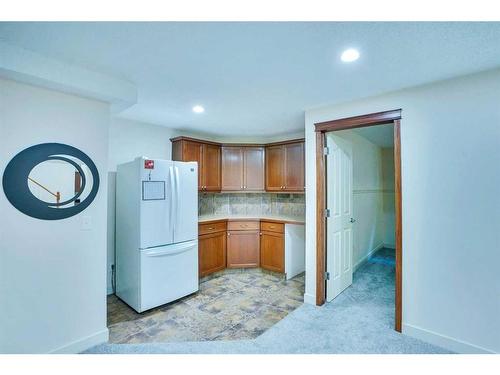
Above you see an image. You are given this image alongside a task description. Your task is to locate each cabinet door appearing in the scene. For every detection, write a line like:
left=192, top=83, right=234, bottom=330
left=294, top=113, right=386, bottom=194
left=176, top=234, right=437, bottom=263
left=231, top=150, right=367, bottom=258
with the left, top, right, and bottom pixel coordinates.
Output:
left=260, top=231, right=285, bottom=273
left=199, top=231, right=226, bottom=277
left=265, top=145, right=284, bottom=191
left=284, top=142, right=305, bottom=191
left=221, top=147, right=244, bottom=191
left=244, top=147, right=264, bottom=191
left=226, top=231, right=260, bottom=268
left=182, top=141, right=204, bottom=190
left=202, top=144, right=221, bottom=191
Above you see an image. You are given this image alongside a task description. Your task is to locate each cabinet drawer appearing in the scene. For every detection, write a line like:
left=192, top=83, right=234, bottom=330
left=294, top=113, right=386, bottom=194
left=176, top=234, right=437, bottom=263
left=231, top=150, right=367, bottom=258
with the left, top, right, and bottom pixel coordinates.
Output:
left=227, top=220, right=260, bottom=231
left=199, top=221, right=227, bottom=235
left=260, top=221, right=284, bottom=233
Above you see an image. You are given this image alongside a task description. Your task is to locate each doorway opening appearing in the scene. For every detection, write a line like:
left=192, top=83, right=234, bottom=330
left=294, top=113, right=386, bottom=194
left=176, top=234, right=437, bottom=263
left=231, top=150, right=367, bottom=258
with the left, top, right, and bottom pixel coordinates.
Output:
left=314, top=110, right=402, bottom=332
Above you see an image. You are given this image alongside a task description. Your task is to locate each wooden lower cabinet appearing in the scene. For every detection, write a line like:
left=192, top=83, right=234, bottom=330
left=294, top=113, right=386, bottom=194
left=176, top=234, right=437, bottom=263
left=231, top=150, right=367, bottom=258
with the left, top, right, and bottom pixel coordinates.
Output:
left=199, top=230, right=226, bottom=277
left=199, top=219, right=287, bottom=275
left=260, top=231, right=285, bottom=273
left=226, top=230, right=260, bottom=268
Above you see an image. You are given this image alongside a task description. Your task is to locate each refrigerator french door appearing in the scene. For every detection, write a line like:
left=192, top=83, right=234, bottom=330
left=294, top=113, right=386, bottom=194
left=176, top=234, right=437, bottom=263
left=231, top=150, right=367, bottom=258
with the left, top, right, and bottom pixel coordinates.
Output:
left=139, top=160, right=198, bottom=248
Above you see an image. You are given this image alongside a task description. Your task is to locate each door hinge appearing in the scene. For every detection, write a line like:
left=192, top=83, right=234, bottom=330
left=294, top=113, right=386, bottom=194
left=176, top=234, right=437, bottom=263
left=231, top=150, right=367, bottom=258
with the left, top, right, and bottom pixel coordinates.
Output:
left=324, top=208, right=330, bottom=218
left=325, top=271, right=330, bottom=281
left=323, top=146, right=330, bottom=155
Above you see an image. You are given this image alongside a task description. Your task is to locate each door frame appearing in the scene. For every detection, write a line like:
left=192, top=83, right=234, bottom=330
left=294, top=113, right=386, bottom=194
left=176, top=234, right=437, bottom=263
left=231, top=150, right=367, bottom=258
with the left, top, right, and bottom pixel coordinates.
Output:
left=314, top=109, right=403, bottom=332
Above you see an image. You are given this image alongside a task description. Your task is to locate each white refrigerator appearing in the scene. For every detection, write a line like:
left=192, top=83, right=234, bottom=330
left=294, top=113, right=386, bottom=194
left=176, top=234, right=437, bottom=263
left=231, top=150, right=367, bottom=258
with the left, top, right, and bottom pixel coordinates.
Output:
left=115, top=157, right=198, bottom=313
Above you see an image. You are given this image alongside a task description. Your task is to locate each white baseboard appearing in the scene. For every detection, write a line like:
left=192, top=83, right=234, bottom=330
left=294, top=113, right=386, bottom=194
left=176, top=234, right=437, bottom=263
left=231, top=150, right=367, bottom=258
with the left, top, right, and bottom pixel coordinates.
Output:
left=403, top=323, right=496, bottom=354
left=303, top=293, right=316, bottom=305
left=353, top=243, right=384, bottom=272
left=49, top=328, right=109, bottom=354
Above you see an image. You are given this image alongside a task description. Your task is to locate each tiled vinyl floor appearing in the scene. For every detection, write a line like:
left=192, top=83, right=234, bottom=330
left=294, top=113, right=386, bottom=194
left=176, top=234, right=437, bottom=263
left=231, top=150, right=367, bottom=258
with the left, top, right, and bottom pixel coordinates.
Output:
left=107, top=269, right=305, bottom=344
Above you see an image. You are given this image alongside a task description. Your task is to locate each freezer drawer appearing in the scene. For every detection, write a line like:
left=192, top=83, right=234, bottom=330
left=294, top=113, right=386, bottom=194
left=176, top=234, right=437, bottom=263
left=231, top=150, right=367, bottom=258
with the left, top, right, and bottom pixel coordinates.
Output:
left=139, top=240, right=199, bottom=312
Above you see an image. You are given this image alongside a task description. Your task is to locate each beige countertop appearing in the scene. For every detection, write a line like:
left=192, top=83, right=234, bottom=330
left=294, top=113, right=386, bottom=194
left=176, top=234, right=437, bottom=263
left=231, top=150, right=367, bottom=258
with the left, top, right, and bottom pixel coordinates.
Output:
left=198, top=214, right=305, bottom=225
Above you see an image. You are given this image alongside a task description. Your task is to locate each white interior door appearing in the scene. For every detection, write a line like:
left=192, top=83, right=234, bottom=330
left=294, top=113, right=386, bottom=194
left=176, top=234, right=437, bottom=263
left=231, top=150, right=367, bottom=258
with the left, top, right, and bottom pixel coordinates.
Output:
left=326, top=133, right=354, bottom=302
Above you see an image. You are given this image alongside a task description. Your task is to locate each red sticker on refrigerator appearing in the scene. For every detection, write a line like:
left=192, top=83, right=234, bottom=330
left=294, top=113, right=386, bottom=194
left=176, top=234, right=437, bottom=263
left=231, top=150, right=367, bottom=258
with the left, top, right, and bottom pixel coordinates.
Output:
left=144, top=160, right=154, bottom=169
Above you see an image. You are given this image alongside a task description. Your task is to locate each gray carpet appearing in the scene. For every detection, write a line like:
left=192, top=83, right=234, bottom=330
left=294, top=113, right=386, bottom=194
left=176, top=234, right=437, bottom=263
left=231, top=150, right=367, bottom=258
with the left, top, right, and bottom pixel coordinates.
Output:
left=84, top=248, right=451, bottom=354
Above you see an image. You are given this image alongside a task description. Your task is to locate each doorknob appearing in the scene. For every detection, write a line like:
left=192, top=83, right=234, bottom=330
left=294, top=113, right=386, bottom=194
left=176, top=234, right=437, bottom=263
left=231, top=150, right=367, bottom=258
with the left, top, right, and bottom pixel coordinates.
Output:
left=350, top=218, right=356, bottom=223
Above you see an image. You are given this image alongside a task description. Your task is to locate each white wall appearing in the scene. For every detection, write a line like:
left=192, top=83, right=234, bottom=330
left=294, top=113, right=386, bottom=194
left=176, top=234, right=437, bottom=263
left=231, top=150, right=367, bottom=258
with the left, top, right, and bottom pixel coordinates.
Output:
left=381, top=148, right=396, bottom=247
left=305, top=69, right=500, bottom=353
left=107, top=117, right=178, bottom=294
left=0, top=78, right=109, bottom=353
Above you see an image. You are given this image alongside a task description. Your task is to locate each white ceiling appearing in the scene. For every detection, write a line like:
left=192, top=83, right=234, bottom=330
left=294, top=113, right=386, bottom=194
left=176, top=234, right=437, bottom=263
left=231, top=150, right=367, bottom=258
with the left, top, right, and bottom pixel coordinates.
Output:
left=2, top=22, right=500, bottom=138
left=353, top=124, right=394, bottom=148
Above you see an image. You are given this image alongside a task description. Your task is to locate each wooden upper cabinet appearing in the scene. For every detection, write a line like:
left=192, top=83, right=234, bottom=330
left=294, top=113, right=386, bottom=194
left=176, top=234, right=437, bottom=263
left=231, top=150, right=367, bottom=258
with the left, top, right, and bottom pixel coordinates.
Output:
left=222, top=147, right=244, bottom=190
left=182, top=141, right=203, bottom=189
left=221, top=146, right=264, bottom=191
left=202, top=143, right=222, bottom=191
left=265, top=145, right=285, bottom=191
left=171, top=137, right=221, bottom=192
left=173, top=136, right=303, bottom=193
left=244, top=147, right=265, bottom=191
left=284, top=142, right=305, bottom=191
left=265, top=141, right=304, bottom=192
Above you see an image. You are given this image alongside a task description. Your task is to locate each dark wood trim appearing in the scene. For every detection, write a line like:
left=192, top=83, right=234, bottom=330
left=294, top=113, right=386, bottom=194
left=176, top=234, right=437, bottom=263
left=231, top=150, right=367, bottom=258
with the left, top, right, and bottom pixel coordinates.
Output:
left=169, top=136, right=222, bottom=146
left=393, top=119, right=402, bottom=332
left=315, top=131, right=326, bottom=306
left=314, top=109, right=402, bottom=333
left=171, top=136, right=305, bottom=148
left=315, top=109, right=402, bottom=133
left=264, top=138, right=305, bottom=147
left=221, top=143, right=266, bottom=148
left=223, top=139, right=305, bottom=147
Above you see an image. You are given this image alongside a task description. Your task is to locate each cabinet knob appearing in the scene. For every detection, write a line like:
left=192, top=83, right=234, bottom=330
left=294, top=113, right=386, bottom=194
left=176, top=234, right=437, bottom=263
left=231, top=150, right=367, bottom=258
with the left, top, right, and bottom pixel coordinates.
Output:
left=227, top=232, right=231, bottom=236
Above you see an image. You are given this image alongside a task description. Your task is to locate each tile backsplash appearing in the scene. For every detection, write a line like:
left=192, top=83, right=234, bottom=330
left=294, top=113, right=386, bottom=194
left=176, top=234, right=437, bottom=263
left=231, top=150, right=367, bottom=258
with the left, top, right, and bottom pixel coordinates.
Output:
left=199, top=193, right=305, bottom=217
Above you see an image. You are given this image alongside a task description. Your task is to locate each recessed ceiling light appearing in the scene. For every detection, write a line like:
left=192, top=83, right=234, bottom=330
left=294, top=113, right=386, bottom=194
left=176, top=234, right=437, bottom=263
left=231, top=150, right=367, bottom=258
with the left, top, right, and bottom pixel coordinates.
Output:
left=341, top=48, right=360, bottom=63
left=192, top=105, right=205, bottom=113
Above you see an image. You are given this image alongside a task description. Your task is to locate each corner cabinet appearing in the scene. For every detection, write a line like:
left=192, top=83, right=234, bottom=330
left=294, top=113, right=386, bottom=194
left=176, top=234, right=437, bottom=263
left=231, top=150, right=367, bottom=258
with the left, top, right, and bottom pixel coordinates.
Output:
left=171, top=137, right=221, bottom=192
left=226, top=221, right=260, bottom=268
left=265, top=140, right=305, bottom=192
left=221, top=146, right=264, bottom=191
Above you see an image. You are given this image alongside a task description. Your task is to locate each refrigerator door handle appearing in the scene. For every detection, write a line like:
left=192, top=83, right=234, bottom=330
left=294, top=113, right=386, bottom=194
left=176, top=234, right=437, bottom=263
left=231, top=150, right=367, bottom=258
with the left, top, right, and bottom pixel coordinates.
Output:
left=169, top=166, right=176, bottom=236
left=144, top=242, right=195, bottom=257
left=174, top=166, right=180, bottom=238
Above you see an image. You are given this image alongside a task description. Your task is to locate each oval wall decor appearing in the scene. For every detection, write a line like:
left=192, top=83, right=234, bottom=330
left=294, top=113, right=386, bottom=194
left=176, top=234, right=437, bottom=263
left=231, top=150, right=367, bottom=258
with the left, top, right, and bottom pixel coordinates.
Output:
left=2, top=143, right=100, bottom=220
